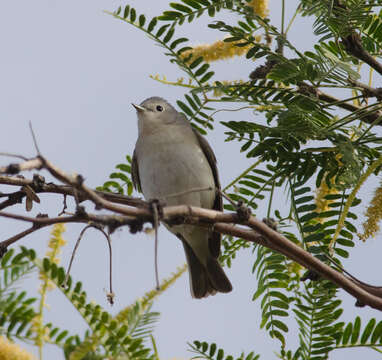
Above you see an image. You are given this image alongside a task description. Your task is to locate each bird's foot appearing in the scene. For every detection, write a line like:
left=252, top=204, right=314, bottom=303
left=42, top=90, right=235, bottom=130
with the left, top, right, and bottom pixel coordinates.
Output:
left=148, top=199, right=167, bottom=231
left=148, top=198, right=165, bottom=219
left=236, top=200, right=252, bottom=221
left=262, top=217, right=278, bottom=231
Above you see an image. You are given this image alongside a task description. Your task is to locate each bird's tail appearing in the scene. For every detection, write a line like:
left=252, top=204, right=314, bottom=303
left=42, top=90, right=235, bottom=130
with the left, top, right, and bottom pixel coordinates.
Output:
left=182, top=240, right=232, bottom=298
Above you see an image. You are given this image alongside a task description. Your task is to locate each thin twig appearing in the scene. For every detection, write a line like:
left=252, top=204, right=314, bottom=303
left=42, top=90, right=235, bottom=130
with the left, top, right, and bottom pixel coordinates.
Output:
left=29, top=121, right=41, bottom=155
left=63, top=225, right=93, bottom=288
left=165, top=186, right=213, bottom=199
left=0, top=152, right=29, bottom=161
left=151, top=202, right=160, bottom=291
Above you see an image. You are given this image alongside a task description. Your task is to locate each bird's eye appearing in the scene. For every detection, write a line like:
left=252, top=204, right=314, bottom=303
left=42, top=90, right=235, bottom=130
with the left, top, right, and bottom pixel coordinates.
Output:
left=156, top=105, right=163, bottom=112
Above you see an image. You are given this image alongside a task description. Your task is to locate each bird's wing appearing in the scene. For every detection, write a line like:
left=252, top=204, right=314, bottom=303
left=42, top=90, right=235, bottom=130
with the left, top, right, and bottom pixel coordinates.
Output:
left=131, top=149, right=142, bottom=192
left=191, top=127, right=223, bottom=259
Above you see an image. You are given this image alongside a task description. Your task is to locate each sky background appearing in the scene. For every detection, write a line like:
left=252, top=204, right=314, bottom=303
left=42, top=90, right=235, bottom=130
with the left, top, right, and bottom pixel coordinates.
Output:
left=1, top=1, right=382, bottom=359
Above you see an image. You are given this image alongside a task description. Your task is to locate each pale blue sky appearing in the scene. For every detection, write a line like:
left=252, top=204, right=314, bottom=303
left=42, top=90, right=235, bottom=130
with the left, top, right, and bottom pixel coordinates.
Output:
left=1, top=1, right=382, bottom=359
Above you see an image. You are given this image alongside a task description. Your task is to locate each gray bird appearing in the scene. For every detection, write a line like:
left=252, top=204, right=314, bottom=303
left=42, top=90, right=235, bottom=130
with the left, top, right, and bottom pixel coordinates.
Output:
left=131, top=97, right=232, bottom=298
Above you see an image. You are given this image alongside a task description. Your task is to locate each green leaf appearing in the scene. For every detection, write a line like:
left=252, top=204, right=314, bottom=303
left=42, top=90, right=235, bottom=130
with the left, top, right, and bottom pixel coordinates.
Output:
left=130, top=8, right=136, bottom=22
left=170, top=3, right=193, bottom=13
left=170, top=37, right=189, bottom=49
left=195, top=63, right=209, bottom=76
left=159, top=11, right=183, bottom=21
left=123, top=5, right=130, bottom=19
left=189, top=56, right=204, bottom=69
left=183, top=0, right=202, bottom=9
left=199, top=71, right=215, bottom=83
left=1, top=249, right=14, bottom=267
left=351, top=317, right=361, bottom=344
left=360, top=318, right=376, bottom=344
left=42, top=258, right=50, bottom=272
left=217, top=348, right=224, bottom=360
left=147, top=17, right=158, bottom=32
left=371, top=321, right=382, bottom=343
left=177, top=100, right=193, bottom=116
left=156, top=24, right=170, bottom=37
left=116, top=164, right=131, bottom=173
left=139, top=14, right=146, bottom=27
left=342, top=322, right=353, bottom=345
left=164, top=28, right=175, bottom=43
left=209, top=343, right=217, bottom=357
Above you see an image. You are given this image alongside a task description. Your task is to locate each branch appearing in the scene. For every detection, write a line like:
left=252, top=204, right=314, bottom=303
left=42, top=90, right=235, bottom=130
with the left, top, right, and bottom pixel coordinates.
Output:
left=298, top=82, right=382, bottom=125
left=0, top=174, right=147, bottom=211
left=2, top=156, right=382, bottom=310
left=349, top=79, right=382, bottom=101
left=342, top=33, right=382, bottom=77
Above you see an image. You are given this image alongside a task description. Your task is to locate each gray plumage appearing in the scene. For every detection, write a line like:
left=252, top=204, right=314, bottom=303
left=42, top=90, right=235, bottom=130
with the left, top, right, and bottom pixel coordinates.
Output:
left=131, top=96, right=232, bottom=298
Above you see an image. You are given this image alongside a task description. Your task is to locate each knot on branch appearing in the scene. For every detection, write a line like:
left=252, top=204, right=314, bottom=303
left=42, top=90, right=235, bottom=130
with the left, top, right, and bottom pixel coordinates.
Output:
left=0, top=244, right=8, bottom=258
left=32, top=174, right=45, bottom=191
left=34, top=213, right=49, bottom=229
left=355, top=299, right=366, bottom=307
left=75, top=174, right=85, bottom=186
left=342, top=33, right=364, bottom=58
left=297, top=82, right=317, bottom=97
left=129, top=219, right=143, bottom=234
left=375, top=88, right=382, bottom=102
left=75, top=205, right=88, bottom=218
left=262, top=217, right=278, bottom=231
left=249, top=59, right=277, bottom=80
left=301, top=269, right=320, bottom=282
left=6, top=163, right=20, bottom=175
left=9, top=192, right=24, bottom=205
left=106, top=217, right=128, bottom=234
left=236, top=200, right=251, bottom=222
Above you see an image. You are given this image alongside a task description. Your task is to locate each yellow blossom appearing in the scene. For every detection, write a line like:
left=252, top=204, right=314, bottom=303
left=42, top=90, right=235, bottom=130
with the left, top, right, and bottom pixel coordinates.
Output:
left=32, top=224, right=67, bottom=355
left=180, top=36, right=261, bottom=64
left=0, top=336, right=36, bottom=360
left=315, top=180, right=338, bottom=218
left=212, top=80, right=246, bottom=97
left=359, top=183, right=382, bottom=241
left=38, top=223, right=67, bottom=290
left=247, top=0, right=269, bottom=18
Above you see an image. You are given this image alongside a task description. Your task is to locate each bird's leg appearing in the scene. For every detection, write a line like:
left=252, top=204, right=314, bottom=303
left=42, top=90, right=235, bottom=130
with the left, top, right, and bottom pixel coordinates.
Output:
left=148, top=199, right=166, bottom=291
left=148, top=198, right=165, bottom=223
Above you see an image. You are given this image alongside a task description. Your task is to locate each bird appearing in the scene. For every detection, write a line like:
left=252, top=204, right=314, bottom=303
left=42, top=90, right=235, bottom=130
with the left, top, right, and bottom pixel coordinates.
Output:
left=131, top=96, right=232, bottom=298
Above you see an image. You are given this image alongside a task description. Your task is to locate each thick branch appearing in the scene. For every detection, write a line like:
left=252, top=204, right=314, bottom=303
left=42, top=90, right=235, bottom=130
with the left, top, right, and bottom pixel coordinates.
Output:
left=0, top=175, right=147, bottom=210
left=298, top=82, right=382, bottom=125
left=342, top=33, right=382, bottom=77
left=2, top=156, right=382, bottom=310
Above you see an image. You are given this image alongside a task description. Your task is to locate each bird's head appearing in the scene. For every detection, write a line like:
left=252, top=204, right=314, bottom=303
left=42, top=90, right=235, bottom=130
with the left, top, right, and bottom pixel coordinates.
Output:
left=132, top=97, right=181, bottom=134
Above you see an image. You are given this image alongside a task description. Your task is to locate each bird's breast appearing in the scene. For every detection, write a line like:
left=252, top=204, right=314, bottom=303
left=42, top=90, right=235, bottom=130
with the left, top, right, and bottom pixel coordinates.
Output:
left=136, top=134, right=215, bottom=209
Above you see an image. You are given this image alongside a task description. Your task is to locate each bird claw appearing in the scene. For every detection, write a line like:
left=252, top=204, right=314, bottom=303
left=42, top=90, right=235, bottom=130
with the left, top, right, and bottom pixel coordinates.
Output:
left=236, top=200, right=251, bottom=221
left=262, top=217, right=278, bottom=231
left=149, top=198, right=166, bottom=220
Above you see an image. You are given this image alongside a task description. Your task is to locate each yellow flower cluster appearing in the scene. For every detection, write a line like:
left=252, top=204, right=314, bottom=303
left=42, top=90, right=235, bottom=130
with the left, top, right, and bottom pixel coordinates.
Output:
left=359, top=183, right=382, bottom=241
left=212, top=80, right=246, bottom=97
left=315, top=181, right=338, bottom=218
left=0, top=337, right=36, bottom=360
left=247, top=0, right=269, bottom=18
left=38, top=223, right=67, bottom=290
left=181, top=36, right=261, bottom=64
left=32, top=224, right=67, bottom=351
left=30, top=314, right=51, bottom=350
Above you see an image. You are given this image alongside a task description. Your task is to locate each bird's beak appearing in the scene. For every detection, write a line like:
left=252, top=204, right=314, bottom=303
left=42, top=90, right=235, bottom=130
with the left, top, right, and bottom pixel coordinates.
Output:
left=132, top=103, right=146, bottom=112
